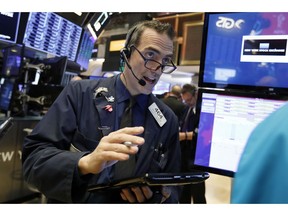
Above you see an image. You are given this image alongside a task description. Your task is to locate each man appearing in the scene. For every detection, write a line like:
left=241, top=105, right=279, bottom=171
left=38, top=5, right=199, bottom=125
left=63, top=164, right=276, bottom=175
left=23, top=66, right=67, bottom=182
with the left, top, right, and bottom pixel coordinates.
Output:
left=22, top=20, right=181, bottom=203
left=179, top=84, right=206, bottom=204
left=161, top=84, right=187, bottom=122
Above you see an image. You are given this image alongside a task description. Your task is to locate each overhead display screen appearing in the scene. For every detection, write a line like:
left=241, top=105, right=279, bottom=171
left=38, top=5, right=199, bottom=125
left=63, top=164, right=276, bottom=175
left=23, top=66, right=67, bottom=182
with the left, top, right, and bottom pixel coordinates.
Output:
left=199, top=12, right=288, bottom=93
left=0, top=12, right=20, bottom=44
left=23, top=12, right=82, bottom=61
left=76, top=28, right=96, bottom=70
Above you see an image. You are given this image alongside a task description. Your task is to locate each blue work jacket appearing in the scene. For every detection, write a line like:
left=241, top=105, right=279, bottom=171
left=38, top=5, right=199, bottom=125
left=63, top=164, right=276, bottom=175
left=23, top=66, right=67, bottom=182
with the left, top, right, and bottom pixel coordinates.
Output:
left=22, top=75, right=181, bottom=203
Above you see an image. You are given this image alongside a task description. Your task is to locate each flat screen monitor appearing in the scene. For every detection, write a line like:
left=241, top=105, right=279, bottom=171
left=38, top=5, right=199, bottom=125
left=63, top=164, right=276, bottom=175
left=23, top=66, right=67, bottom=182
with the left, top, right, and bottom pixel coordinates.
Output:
left=57, top=12, right=90, bottom=27
left=0, top=12, right=20, bottom=44
left=0, top=78, right=16, bottom=112
left=193, top=88, right=288, bottom=177
left=1, top=44, right=24, bottom=78
left=38, top=56, right=68, bottom=86
left=22, top=12, right=82, bottom=61
left=76, top=28, right=96, bottom=71
left=199, top=12, right=288, bottom=94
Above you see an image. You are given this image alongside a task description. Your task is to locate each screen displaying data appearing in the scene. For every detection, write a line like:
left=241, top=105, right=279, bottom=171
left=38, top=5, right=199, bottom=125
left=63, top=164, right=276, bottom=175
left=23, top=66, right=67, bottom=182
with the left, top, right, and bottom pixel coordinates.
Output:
left=23, top=12, right=82, bottom=61
left=194, top=89, right=287, bottom=176
left=76, top=28, right=96, bottom=70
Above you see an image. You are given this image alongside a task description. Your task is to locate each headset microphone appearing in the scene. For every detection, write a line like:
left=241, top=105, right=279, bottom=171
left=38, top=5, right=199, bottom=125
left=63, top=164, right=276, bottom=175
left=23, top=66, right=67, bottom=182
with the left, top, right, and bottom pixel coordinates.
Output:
left=121, top=49, right=146, bottom=86
left=137, top=77, right=146, bottom=86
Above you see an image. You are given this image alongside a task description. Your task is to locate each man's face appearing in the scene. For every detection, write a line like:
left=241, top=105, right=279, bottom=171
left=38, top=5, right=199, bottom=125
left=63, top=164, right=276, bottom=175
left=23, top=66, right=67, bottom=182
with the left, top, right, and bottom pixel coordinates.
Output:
left=182, top=92, right=197, bottom=108
left=123, top=28, right=174, bottom=95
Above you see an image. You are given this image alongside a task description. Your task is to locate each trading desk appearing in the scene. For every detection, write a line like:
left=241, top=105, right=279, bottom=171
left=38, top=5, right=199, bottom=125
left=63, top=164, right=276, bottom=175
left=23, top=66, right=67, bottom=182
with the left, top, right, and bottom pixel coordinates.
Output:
left=0, top=117, right=41, bottom=203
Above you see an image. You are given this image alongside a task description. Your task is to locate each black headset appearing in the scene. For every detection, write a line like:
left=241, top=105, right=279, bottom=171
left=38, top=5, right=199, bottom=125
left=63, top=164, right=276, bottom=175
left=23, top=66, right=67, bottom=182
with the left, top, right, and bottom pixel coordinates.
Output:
left=120, top=25, right=146, bottom=86
left=120, top=25, right=138, bottom=62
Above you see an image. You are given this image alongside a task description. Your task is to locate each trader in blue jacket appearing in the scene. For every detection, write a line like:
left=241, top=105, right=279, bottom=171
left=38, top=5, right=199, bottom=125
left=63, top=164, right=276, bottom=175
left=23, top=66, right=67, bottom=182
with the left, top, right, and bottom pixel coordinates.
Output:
left=22, top=20, right=181, bottom=203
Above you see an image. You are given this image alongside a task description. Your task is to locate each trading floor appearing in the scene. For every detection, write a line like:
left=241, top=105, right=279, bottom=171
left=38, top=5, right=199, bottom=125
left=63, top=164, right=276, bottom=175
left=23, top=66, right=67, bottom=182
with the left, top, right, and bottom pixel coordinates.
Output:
left=205, top=174, right=231, bottom=204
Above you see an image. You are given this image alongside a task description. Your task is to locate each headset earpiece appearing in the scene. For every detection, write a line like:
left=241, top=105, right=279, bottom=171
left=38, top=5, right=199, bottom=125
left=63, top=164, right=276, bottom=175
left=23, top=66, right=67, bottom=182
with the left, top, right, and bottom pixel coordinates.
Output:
left=119, top=24, right=146, bottom=86
left=120, top=47, right=130, bottom=60
left=121, top=25, right=138, bottom=61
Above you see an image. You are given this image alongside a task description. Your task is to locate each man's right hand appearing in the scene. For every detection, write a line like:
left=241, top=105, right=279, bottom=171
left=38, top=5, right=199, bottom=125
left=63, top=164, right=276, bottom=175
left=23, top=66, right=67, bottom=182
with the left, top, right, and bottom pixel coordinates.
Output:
left=78, top=126, right=145, bottom=175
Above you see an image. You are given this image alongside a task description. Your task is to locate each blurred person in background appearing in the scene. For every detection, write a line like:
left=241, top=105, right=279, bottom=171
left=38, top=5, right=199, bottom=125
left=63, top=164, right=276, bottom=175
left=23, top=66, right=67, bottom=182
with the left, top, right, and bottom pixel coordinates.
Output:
left=162, top=84, right=187, bottom=123
left=178, top=83, right=206, bottom=204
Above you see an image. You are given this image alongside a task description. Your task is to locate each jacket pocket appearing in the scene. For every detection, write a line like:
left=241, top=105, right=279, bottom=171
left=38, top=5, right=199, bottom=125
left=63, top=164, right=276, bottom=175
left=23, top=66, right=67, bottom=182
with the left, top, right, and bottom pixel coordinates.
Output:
left=70, top=129, right=100, bottom=152
left=149, top=142, right=168, bottom=172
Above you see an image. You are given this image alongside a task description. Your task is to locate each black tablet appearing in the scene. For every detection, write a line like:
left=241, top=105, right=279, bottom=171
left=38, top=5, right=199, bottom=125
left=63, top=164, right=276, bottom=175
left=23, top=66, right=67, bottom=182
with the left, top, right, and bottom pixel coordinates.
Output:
left=88, top=172, right=210, bottom=192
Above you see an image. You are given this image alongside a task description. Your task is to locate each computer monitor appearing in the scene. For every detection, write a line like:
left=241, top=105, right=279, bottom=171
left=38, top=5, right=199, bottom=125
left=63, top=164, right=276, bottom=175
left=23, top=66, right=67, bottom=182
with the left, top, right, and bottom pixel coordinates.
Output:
left=199, top=12, right=288, bottom=94
left=57, top=12, right=90, bottom=27
left=38, top=56, right=68, bottom=86
left=76, top=28, right=96, bottom=71
left=1, top=44, right=24, bottom=78
left=21, top=12, right=82, bottom=61
left=0, top=12, right=20, bottom=44
left=0, top=78, right=16, bottom=113
left=193, top=88, right=288, bottom=177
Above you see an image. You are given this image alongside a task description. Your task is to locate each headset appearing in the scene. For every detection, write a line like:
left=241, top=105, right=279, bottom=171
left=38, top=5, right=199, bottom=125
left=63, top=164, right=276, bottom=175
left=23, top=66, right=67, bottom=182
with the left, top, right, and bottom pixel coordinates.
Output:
left=120, top=25, right=137, bottom=61
left=120, top=25, right=146, bottom=86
